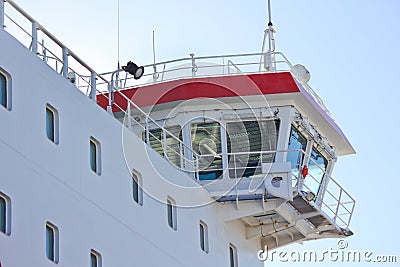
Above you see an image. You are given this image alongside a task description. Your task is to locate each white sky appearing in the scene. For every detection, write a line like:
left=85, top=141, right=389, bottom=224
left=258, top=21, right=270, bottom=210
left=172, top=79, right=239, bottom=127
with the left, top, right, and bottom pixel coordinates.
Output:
left=5, top=0, right=400, bottom=266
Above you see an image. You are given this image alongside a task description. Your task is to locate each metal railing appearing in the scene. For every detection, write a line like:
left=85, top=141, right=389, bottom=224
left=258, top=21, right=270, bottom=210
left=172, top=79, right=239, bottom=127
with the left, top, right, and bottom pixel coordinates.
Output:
left=158, top=148, right=354, bottom=229
left=102, top=51, right=293, bottom=88
left=1, top=0, right=334, bottom=129
left=102, top=51, right=334, bottom=118
left=1, top=0, right=109, bottom=99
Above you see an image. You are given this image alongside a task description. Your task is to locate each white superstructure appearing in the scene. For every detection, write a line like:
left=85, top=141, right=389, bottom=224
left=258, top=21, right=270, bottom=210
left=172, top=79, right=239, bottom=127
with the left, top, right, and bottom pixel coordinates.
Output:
left=0, top=1, right=355, bottom=267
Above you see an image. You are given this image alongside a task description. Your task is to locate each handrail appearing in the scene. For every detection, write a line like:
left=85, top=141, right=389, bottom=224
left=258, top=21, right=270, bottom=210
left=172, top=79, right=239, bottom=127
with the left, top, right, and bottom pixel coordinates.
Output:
left=174, top=148, right=355, bottom=228
left=1, top=0, right=334, bottom=124
left=109, top=80, right=201, bottom=160
left=3, top=0, right=109, bottom=101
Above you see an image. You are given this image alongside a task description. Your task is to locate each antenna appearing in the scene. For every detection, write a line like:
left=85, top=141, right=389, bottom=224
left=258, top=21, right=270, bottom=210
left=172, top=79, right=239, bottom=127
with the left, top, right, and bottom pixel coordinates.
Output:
left=267, top=0, right=273, bottom=27
left=260, top=0, right=276, bottom=71
left=266, top=0, right=275, bottom=54
left=152, top=30, right=156, bottom=66
left=152, top=30, right=158, bottom=82
left=117, top=0, right=121, bottom=70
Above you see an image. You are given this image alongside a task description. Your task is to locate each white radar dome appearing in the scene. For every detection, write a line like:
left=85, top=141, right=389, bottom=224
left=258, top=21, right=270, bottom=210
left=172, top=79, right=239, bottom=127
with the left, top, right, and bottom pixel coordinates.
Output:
left=291, top=64, right=311, bottom=83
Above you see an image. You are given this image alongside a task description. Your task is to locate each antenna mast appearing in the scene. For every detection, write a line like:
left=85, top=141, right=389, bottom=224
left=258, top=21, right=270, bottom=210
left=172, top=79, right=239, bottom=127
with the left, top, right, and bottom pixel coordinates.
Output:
left=260, top=0, right=276, bottom=71
left=117, top=0, right=120, bottom=70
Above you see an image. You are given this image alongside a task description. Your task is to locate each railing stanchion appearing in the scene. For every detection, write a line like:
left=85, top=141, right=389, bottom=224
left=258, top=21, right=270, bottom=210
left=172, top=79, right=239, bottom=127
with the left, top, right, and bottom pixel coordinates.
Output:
left=145, top=117, right=150, bottom=145
left=62, top=47, right=68, bottom=78
left=31, top=21, right=38, bottom=54
left=195, top=154, right=200, bottom=180
left=234, top=154, right=238, bottom=179
left=90, top=71, right=97, bottom=102
left=127, top=99, right=132, bottom=129
left=190, top=53, right=196, bottom=77
left=163, top=129, right=167, bottom=159
left=0, top=0, right=4, bottom=28
left=179, top=142, right=184, bottom=168
left=107, top=83, right=113, bottom=114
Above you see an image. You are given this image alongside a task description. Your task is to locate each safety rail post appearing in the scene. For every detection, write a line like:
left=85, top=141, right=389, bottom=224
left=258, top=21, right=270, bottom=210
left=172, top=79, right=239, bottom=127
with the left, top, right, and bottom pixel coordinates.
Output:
left=126, top=99, right=132, bottom=129
left=195, top=154, right=200, bottom=180
left=41, top=39, right=47, bottom=62
left=0, top=0, right=4, bottom=28
left=106, top=83, right=113, bottom=114
left=62, top=47, right=68, bottom=78
left=190, top=53, right=196, bottom=78
left=152, top=64, right=158, bottom=83
left=179, top=142, right=184, bottom=168
left=90, top=71, right=97, bottom=102
left=145, top=117, right=150, bottom=145
left=162, top=129, right=167, bottom=159
left=31, top=21, right=38, bottom=54
left=234, top=154, right=238, bottom=179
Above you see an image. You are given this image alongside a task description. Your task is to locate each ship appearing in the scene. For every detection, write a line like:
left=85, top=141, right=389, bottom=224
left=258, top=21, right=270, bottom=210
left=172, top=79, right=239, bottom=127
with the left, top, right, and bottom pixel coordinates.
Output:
left=0, top=0, right=355, bottom=266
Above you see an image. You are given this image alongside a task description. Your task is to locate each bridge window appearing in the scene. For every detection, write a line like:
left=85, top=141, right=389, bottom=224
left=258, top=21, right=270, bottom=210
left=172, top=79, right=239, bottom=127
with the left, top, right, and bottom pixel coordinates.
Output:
left=190, top=122, right=223, bottom=180
left=226, top=120, right=280, bottom=178
left=144, top=126, right=183, bottom=167
left=287, top=126, right=307, bottom=175
left=304, top=147, right=328, bottom=195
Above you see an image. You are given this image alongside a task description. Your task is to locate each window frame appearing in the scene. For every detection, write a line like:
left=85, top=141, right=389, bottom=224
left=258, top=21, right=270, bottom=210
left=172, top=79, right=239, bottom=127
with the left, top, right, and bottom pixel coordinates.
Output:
left=89, top=137, right=101, bottom=175
left=189, top=121, right=223, bottom=180
left=90, top=249, right=102, bottom=267
left=225, top=118, right=281, bottom=178
left=46, top=104, right=59, bottom=144
left=45, top=222, right=59, bottom=263
left=287, top=125, right=308, bottom=167
left=199, top=221, right=209, bottom=253
left=143, top=125, right=184, bottom=168
left=167, top=197, right=177, bottom=230
left=305, top=145, right=329, bottom=196
left=132, top=170, right=143, bottom=205
left=0, top=192, right=11, bottom=236
left=0, top=69, right=11, bottom=111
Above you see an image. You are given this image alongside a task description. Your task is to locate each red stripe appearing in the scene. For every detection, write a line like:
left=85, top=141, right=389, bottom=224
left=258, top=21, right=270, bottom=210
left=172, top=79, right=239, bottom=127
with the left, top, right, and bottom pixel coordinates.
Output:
left=97, top=72, right=299, bottom=111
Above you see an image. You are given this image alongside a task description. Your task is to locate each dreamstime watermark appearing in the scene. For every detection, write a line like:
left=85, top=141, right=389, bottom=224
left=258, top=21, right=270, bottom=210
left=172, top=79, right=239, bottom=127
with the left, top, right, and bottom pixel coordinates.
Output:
left=257, top=239, right=397, bottom=263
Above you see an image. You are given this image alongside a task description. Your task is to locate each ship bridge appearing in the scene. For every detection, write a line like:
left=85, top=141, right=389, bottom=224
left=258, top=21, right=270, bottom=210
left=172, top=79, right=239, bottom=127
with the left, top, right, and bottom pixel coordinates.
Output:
left=96, top=52, right=356, bottom=248
left=0, top=0, right=355, bottom=251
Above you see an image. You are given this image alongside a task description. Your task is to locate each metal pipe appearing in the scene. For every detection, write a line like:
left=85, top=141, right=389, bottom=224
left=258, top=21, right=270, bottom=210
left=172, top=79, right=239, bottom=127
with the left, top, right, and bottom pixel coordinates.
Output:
left=190, top=53, right=196, bottom=77
left=267, top=0, right=272, bottom=26
left=62, top=47, right=68, bottom=78
left=31, top=21, right=38, bottom=54
left=162, top=129, right=167, bottom=159
left=90, top=71, right=97, bottom=101
left=145, top=117, right=150, bottom=145
left=1, top=0, right=5, bottom=28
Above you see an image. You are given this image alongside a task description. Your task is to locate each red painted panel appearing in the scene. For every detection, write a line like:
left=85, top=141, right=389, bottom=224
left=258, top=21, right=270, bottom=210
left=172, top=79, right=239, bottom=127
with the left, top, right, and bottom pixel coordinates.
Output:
left=97, top=72, right=300, bottom=112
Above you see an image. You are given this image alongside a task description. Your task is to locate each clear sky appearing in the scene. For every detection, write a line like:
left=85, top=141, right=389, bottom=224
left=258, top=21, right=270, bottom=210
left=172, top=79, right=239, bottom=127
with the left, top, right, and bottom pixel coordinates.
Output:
left=8, top=0, right=400, bottom=266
